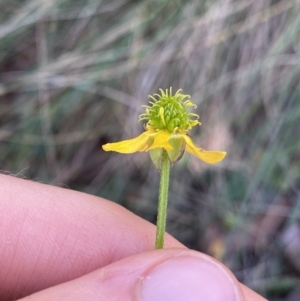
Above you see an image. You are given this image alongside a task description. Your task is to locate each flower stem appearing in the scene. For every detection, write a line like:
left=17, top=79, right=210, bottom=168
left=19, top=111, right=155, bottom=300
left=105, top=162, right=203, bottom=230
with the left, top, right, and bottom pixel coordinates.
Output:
left=155, top=150, right=170, bottom=249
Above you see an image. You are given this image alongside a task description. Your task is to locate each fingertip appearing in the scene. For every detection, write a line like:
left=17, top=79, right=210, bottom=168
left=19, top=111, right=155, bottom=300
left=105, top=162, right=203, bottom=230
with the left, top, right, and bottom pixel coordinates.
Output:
left=138, top=250, right=244, bottom=301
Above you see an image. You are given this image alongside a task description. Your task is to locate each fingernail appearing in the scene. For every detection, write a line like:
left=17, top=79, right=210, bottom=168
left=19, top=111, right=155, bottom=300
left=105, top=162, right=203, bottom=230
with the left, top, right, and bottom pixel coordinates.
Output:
left=140, top=255, right=241, bottom=301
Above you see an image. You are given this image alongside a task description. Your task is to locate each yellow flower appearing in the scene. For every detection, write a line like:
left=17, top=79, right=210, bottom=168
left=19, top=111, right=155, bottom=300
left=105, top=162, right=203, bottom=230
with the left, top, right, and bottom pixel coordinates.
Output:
left=102, top=88, right=226, bottom=167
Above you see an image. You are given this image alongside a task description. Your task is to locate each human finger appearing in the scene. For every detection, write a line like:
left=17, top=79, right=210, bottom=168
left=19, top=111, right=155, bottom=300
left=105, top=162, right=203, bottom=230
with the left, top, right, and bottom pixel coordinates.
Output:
left=19, top=249, right=267, bottom=301
left=0, top=174, right=183, bottom=300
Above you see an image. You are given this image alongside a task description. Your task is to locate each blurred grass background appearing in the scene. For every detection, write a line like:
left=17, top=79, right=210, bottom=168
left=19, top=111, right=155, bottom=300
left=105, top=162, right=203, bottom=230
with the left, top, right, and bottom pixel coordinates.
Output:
left=1, top=0, right=300, bottom=299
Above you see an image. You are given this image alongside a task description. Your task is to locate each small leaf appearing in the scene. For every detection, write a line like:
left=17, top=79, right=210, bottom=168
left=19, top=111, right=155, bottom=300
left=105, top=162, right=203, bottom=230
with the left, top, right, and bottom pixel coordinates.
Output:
left=150, top=148, right=163, bottom=169
left=167, top=134, right=186, bottom=164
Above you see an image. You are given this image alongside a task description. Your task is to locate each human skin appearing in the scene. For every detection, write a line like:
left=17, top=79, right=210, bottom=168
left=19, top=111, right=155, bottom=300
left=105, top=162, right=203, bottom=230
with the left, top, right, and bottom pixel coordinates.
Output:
left=0, top=174, right=267, bottom=301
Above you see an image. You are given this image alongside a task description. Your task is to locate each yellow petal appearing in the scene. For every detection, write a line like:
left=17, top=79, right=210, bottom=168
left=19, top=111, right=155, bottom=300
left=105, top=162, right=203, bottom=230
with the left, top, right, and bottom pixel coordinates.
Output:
left=147, top=130, right=173, bottom=151
left=102, top=131, right=152, bottom=154
left=183, top=134, right=226, bottom=164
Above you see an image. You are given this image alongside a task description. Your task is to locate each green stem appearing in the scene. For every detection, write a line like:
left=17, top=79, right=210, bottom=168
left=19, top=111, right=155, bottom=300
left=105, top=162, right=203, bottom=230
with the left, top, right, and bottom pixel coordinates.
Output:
left=155, top=150, right=170, bottom=249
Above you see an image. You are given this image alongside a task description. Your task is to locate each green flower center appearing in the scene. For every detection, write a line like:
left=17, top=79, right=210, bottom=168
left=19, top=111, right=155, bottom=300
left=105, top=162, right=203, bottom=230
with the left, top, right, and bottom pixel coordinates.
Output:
left=139, top=88, right=200, bottom=133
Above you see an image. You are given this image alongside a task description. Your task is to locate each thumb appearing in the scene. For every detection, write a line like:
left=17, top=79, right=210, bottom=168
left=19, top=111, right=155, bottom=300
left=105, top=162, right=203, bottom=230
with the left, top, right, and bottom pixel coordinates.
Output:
left=19, top=249, right=263, bottom=301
